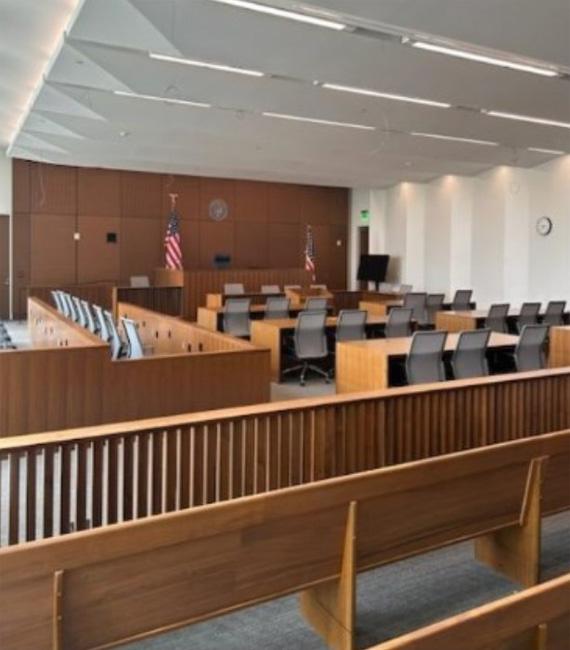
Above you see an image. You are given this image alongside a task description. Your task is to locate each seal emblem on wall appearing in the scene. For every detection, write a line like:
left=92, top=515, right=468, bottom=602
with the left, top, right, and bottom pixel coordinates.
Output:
left=208, top=198, right=229, bottom=221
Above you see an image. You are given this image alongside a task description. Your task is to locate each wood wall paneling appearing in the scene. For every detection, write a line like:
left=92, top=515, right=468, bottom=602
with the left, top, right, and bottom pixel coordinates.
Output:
left=77, top=216, right=121, bottom=283
left=177, top=219, right=201, bottom=269
left=234, top=221, right=269, bottom=268
left=77, top=168, right=121, bottom=218
left=12, top=213, right=31, bottom=317
left=11, top=159, right=30, bottom=213
left=30, top=213, right=76, bottom=285
left=121, top=171, right=162, bottom=219
left=162, top=174, right=200, bottom=220
left=267, top=182, right=302, bottom=223
left=120, top=218, right=162, bottom=283
left=199, top=220, right=235, bottom=268
left=268, top=222, right=303, bottom=268
left=235, top=180, right=269, bottom=222
left=30, top=163, right=76, bottom=215
left=0, top=215, right=8, bottom=318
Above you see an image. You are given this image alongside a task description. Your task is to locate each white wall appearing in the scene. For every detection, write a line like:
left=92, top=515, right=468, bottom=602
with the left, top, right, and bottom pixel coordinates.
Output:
left=349, top=156, right=570, bottom=306
left=0, top=150, right=12, bottom=215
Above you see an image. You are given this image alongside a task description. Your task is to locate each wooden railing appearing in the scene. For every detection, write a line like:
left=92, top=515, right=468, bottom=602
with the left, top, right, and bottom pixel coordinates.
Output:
left=0, top=430, right=568, bottom=650
left=114, top=286, right=183, bottom=317
left=1, top=367, right=568, bottom=546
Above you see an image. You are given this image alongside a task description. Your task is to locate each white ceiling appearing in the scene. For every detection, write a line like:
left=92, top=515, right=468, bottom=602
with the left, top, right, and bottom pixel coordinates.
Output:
left=3, top=0, right=570, bottom=187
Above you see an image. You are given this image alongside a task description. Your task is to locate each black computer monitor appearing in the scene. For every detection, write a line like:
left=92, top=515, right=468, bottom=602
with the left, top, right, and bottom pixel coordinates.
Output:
left=357, top=254, right=389, bottom=288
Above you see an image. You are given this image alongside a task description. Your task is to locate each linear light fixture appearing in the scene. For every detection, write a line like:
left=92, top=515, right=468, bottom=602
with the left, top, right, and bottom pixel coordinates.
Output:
left=411, top=131, right=498, bottom=146
left=528, top=147, right=566, bottom=155
left=113, top=90, right=211, bottom=108
left=149, top=52, right=264, bottom=77
left=411, top=41, right=559, bottom=78
left=209, top=0, right=346, bottom=30
left=483, top=109, right=570, bottom=129
left=321, top=82, right=451, bottom=108
left=263, top=111, right=375, bottom=130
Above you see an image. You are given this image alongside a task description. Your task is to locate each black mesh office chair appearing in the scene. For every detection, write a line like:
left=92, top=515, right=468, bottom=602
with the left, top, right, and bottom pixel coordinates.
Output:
left=223, top=298, right=251, bottom=337
left=426, top=293, right=445, bottom=326
left=305, top=297, right=327, bottom=311
left=336, top=310, right=367, bottom=342
left=451, top=329, right=491, bottom=379
left=400, top=284, right=413, bottom=294
left=543, top=301, right=566, bottom=326
left=515, top=325, right=548, bottom=371
left=406, top=331, right=447, bottom=385
left=283, top=310, right=329, bottom=386
left=403, top=292, right=427, bottom=325
left=265, top=297, right=290, bottom=319
left=451, top=289, right=473, bottom=311
left=224, top=283, right=245, bottom=295
left=385, top=308, right=413, bottom=338
left=516, top=302, right=541, bottom=333
left=485, top=304, right=510, bottom=333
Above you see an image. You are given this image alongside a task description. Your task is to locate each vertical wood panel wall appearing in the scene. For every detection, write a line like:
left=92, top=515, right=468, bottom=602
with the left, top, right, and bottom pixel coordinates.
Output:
left=11, top=160, right=349, bottom=317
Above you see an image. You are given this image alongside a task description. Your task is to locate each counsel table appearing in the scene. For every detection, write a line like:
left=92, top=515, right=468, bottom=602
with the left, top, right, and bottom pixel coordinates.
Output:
left=251, top=315, right=390, bottom=382
left=336, top=332, right=519, bottom=393
left=205, top=291, right=284, bottom=308
left=361, top=300, right=477, bottom=317
left=436, top=308, right=570, bottom=333
left=550, top=326, right=570, bottom=368
left=196, top=304, right=333, bottom=332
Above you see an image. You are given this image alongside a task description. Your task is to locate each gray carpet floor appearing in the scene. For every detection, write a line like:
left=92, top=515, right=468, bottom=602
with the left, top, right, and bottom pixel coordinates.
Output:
left=123, top=512, right=570, bottom=650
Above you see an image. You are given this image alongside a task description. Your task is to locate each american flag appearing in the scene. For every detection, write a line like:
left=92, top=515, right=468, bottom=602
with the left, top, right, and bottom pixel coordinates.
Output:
left=164, top=204, right=183, bottom=270
left=304, top=225, right=316, bottom=281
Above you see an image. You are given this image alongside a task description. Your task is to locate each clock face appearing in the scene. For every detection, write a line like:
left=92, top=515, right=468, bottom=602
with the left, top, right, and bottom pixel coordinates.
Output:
left=536, top=216, right=553, bottom=236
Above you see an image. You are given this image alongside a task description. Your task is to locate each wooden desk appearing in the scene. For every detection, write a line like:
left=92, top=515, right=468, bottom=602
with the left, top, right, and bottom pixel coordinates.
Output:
left=285, top=286, right=334, bottom=308
left=205, top=291, right=285, bottom=309
left=336, top=332, right=519, bottom=393
left=251, top=315, right=390, bottom=381
left=550, top=326, right=570, bottom=368
left=361, top=300, right=477, bottom=317
left=197, top=304, right=328, bottom=332
left=436, top=308, right=570, bottom=333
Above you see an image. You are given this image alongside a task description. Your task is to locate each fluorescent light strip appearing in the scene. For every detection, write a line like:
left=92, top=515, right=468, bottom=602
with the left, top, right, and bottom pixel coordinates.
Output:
left=209, top=0, right=346, bottom=30
left=263, top=111, right=375, bottom=130
left=411, top=131, right=498, bottom=146
left=114, top=90, right=211, bottom=108
left=484, top=110, right=570, bottom=129
left=149, top=52, right=264, bottom=77
left=322, top=82, right=451, bottom=108
left=528, top=147, right=566, bottom=155
left=411, top=41, right=559, bottom=78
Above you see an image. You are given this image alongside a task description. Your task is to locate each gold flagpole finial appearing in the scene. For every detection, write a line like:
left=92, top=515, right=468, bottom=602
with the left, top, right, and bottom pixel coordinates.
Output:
left=168, top=193, right=179, bottom=210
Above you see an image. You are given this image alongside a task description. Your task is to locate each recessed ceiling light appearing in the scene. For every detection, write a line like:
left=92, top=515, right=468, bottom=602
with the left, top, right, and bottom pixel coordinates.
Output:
left=209, top=0, right=346, bottom=30
left=411, top=131, right=499, bottom=146
left=149, top=52, right=264, bottom=77
left=262, top=111, right=375, bottom=130
left=113, top=90, right=211, bottom=108
left=528, top=147, right=566, bottom=155
left=483, top=110, right=570, bottom=129
left=411, top=41, right=559, bottom=78
left=321, top=83, right=451, bottom=108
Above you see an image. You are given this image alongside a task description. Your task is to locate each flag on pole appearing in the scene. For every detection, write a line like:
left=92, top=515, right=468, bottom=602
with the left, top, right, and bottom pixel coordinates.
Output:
left=304, top=225, right=316, bottom=281
left=164, top=193, right=183, bottom=270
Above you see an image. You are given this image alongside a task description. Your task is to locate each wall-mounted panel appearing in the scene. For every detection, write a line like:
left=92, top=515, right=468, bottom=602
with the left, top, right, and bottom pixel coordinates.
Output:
left=77, top=216, right=121, bottom=283
left=30, top=163, right=76, bottom=215
left=78, top=168, right=121, bottom=218
left=121, top=171, right=162, bottom=219
left=200, top=178, right=236, bottom=222
left=30, top=213, right=76, bottom=284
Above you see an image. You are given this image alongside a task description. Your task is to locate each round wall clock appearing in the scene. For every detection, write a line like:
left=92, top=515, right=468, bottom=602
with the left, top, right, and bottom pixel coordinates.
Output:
left=209, top=198, right=229, bottom=222
left=536, top=216, right=553, bottom=236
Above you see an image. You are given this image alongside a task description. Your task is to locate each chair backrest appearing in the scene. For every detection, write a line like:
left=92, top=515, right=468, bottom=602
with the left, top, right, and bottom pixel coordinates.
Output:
left=55, top=290, right=70, bottom=317
left=121, top=318, right=145, bottom=359
left=451, top=329, right=491, bottom=380
left=305, top=297, right=327, bottom=311
left=104, top=310, right=123, bottom=360
left=261, top=285, right=280, bottom=294
left=518, top=302, right=541, bottom=330
left=63, top=293, right=78, bottom=321
left=451, top=289, right=473, bottom=311
left=336, top=310, right=367, bottom=342
left=485, top=303, right=510, bottom=333
left=223, top=298, right=251, bottom=337
left=264, top=297, right=290, bottom=320
left=406, top=331, right=447, bottom=385
left=224, top=283, right=245, bottom=295
left=385, top=307, right=413, bottom=338
left=294, top=310, right=328, bottom=359
left=426, top=293, right=445, bottom=325
left=403, top=292, right=427, bottom=323
left=378, top=282, right=393, bottom=293
left=51, top=290, right=64, bottom=314
left=543, top=300, right=566, bottom=326
left=400, top=284, right=413, bottom=294
left=130, top=275, right=150, bottom=288
left=515, top=324, right=548, bottom=371
left=94, top=305, right=110, bottom=342
left=72, top=296, right=87, bottom=327
left=81, top=300, right=98, bottom=334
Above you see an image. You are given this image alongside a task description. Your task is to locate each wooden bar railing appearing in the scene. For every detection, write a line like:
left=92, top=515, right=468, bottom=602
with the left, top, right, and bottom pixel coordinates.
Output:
left=1, top=367, right=568, bottom=546
left=113, top=286, right=183, bottom=317
left=0, top=431, right=568, bottom=650
left=27, top=283, right=114, bottom=311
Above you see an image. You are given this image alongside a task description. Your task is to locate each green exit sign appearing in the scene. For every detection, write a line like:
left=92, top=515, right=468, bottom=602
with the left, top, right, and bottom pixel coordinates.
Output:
left=360, top=209, right=370, bottom=224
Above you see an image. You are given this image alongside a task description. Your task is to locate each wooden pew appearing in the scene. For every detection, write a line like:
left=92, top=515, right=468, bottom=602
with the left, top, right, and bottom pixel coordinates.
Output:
left=550, top=326, right=570, bottom=368
left=368, top=573, right=570, bottom=650
left=1, top=365, right=569, bottom=544
left=336, top=332, right=519, bottom=392
left=0, top=430, right=568, bottom=650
